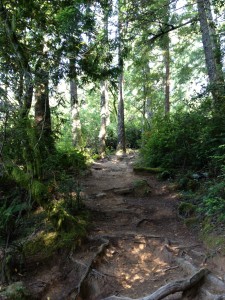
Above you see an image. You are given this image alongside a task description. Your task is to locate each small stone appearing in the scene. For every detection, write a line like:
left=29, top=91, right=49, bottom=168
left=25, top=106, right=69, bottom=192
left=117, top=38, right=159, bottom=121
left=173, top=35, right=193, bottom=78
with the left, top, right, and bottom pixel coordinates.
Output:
left=96, top=193, right=107, bottom=198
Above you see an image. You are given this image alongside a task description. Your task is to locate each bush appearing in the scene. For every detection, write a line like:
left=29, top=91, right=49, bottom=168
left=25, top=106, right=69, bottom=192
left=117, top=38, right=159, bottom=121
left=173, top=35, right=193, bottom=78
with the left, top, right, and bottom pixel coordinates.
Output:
left=42, top=149, right=87, bottom=178
left=125, top=122, right=142, bottom=149
left=140, top=111, right=223, bottom=170
left=105, top=125, right=117, bottom=151
left=200, top=197, right=225, bottom=222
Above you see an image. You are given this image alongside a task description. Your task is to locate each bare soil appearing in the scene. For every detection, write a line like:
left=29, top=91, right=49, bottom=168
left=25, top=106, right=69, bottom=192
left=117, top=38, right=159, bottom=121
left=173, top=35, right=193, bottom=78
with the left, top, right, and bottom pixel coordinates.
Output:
left=25, top=153, right=225, bottom=300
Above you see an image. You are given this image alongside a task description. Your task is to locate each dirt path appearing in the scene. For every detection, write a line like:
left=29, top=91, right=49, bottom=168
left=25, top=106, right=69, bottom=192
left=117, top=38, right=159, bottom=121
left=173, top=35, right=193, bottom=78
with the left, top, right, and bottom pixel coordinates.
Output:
left=27, top=154, right=225, bottom=300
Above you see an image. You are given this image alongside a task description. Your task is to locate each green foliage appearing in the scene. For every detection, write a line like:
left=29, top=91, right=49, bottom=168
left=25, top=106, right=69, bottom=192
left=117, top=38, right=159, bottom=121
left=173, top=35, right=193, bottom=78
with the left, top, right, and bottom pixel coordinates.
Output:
left=22, top=226, right=86, bottom=262
left=47, top=176, right=87, bottom=232
left=140, top=109, right=225, bottom=170
left=200, top=197, right=225, bottom=221
left=105, top=125, right=117, bottom=151
left=0, top=281, right=30, bottom=300
left=43, top=149, right=87, bottom=177
left=0, top=199, right=28, bottom=238
left=178, top=202, right=197, bottom=218
left=10, top=166, right=48, bottom=205
left=2, top=116, right=47, bottom=182
left=47, top=198, right=87, bottom=232
left=197, top=180, right=225, bottom=224
left=125, top=122, right=142, bottom=149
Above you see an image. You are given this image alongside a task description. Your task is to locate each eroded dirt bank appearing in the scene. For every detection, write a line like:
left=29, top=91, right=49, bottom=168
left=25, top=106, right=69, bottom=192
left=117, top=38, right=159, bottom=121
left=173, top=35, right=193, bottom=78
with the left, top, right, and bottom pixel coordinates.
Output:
left=25, top=154, right=225, bottom=300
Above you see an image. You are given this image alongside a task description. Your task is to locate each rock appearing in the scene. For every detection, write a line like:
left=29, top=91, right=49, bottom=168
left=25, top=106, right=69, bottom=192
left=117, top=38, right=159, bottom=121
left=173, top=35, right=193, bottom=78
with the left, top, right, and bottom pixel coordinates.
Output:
left=96, top=193, right=107, bottom=198
left=132, top=179, right=151, bottom=196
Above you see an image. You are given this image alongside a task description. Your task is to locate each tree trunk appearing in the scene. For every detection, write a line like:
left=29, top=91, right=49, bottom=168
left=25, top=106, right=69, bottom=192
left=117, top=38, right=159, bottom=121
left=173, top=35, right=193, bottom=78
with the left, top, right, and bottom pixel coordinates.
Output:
left=196, top=0, right=225, bottom=111
left=116, top=0, right=126, bottom=154
left=99, top=2, right=110, bottom=157
left=142, top=64, right=152, bottom=135
left=162, top=0, right=170, bottom=115
left=70, top=59, right=83, bottom=149
left=0, top=1, right=33, bottom=118
left=164, top=32, right=170, bottom=115
left=99, top=80, right=110, bottom=157
left=34, top=68, right=53, bottom=150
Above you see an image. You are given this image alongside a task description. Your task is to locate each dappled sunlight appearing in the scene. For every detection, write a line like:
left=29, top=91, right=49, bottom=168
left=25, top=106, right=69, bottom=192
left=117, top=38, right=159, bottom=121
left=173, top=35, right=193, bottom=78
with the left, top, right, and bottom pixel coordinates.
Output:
left=104, top=238, right=171, bottom=291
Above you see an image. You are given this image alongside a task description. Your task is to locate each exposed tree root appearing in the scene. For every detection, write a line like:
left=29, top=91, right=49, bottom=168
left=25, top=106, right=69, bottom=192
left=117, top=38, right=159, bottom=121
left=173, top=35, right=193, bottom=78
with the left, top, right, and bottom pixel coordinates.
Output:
left=136, top=219, right=152, bottom=227
left=103, top=268, right=209, bottom=300
left=100, top=231, right=163, bottom=240
left=68, top=237, right=109, bottom=299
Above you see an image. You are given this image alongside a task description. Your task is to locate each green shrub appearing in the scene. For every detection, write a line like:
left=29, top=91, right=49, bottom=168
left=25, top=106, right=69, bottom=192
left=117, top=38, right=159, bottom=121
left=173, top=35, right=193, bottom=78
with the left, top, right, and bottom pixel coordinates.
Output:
left=125, top=122, right=142, bottom=149
left=140, top=111, right=223, bottom=170
left=0, top=199, right=29, bottom=238
left=42, top=149, right=87, bottom=178
left=105, top=125, right=117, bottom=150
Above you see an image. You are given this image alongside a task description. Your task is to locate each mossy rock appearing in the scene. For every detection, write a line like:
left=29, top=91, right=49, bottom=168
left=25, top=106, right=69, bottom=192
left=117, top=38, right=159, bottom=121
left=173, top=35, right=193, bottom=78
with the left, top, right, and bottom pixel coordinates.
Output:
left=132, top=179, right=151, bottom=196
left=133, top=166, right=164, bottom=174
left=0, top=281, right=31, bottom=300
left=22, top=228, right=86, bottom=263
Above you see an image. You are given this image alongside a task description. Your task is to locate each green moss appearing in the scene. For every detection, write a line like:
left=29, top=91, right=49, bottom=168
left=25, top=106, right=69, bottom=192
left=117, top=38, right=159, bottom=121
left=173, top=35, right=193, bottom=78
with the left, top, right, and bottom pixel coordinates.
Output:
left=23, top=228, right=86, bottom=261
left=132, top=179, right=151, bottom=196
left=133, top=166, right=164, bottom=173
left=0, top=281, right=31, bottom=300
left=30, top=180, right=47, bottom=204
left=11, top=167, right=30, bottom=188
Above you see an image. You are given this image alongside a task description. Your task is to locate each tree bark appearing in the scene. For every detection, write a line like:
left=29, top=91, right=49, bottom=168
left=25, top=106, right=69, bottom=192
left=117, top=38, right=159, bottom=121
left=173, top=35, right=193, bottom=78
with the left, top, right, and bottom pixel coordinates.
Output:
left=99, top=2, right=110, bottom=157
left=164, top=33, right=170, bottom=115
left=34, top=67, right=53, bottom=150
left=69, top=59, right=83, bottom=149
left=0, top=1, right=33, bottom=117
left=117, top=0, right=126, bottom=154
left=196, top=0, right=225, bottom=111
left=103, top=268, right=209, bottom=300
left=99, top=80, right=110, bottom=157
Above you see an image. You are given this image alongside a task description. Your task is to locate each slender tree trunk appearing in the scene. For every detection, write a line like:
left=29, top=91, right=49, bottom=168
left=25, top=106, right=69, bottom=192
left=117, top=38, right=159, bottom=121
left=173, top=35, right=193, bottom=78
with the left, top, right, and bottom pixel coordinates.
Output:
left=34, top=68, right=53, bottom=148
left=164, top=32, right=170, bottom=115
left=142, top=65, right=152, bottom=130
left=99, top=2, right=110, bottom=157
left=116, top=0, right=126, bottom=154
left=117, top=72, right=126, bottom=154
left=197, top=0, right=225, bottom=111
left=99, top=80, right=109, bottom=157
left=162, top=0, right=170, bottom=115
left=70, top=59, right=82, bottom=149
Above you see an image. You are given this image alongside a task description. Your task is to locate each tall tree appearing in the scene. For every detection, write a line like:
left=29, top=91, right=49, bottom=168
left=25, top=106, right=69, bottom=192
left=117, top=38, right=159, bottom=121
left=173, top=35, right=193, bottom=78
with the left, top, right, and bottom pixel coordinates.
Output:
left=34, top=55, right=53, bottom=152
left=99, top=80, right=110, bottom=156
left=0, top=0, right=33, bottom=118
left=69, top=58, right=83, bottom=149
left=117, top=0, right=126, bottom=154
left=163, top=0, right=171, bottom=115
left=197, top=0, right=225, bottom=111
left=164, top=35, right=170, bottom=115
left=99, top=2, right=110, bottom=157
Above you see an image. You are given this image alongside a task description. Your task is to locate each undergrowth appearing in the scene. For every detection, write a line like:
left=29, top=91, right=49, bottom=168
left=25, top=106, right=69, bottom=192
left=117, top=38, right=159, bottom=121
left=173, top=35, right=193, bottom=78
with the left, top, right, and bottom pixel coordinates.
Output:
left=0, top=116, right=89, bottom=285
left=140, top=105, right=225, bottom=250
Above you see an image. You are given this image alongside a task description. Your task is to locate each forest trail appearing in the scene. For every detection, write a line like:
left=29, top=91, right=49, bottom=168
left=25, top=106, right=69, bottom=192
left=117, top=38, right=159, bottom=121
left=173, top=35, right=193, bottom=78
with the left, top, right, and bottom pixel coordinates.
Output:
left=27, top=153, right=225, bottom=300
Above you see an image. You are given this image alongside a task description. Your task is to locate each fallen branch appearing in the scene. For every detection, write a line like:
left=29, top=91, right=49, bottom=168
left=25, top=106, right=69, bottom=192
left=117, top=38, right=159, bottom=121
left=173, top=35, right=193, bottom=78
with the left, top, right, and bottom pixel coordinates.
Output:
left=103, top=268, right=209, bottom=300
